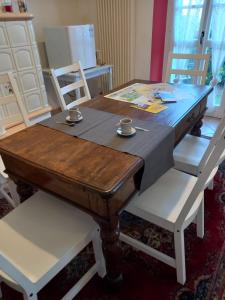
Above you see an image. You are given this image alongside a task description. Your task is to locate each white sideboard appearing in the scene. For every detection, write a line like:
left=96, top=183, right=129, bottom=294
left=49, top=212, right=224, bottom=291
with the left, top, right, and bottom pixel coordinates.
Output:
left=0, top=13, right=51, bottom=126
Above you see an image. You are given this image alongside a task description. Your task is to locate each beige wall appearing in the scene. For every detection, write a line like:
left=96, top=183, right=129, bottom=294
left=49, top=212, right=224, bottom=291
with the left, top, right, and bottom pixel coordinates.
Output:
left=134, top=0, right=153, bottom=80
left=27, top=0, right=153, bottom=78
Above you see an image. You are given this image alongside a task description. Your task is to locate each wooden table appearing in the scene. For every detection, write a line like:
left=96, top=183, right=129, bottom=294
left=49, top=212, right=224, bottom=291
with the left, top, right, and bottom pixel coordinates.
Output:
left=0, top=80, right=213, bottom=287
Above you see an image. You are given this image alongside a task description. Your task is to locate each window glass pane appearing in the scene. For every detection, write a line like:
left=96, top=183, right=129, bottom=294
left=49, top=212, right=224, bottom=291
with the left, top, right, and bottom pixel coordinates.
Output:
left=174, top=0, right=204, bottom=52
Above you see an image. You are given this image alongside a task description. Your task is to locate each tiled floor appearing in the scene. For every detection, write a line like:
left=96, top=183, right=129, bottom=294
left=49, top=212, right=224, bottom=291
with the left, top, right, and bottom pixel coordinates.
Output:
left=201, top=116, right=220, bottom=138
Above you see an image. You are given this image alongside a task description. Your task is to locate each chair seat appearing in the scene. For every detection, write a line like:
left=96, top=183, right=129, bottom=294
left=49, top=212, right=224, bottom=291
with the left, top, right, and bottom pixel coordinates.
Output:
left=174, top=134, right=210, bottom=176
left=125, top=168, right=202, bottom=231
left=0, top=191, right=97, bottom=284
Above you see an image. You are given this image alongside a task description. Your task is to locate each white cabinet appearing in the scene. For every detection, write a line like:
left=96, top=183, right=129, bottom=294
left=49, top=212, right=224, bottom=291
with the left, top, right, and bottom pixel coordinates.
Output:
left=0, top=49, right=15, bottom=73
left=0, top=23, right=9, bottom=49
left=13, top=46, right=35, bottom=71
left=0, top=17, right=49, bottom=115
left=6, top=21, right=30, bottom=47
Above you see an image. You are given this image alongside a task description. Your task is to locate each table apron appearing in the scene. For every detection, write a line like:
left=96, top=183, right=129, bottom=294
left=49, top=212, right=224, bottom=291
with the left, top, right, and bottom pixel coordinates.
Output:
left=2, top=153, right=137, bottom=220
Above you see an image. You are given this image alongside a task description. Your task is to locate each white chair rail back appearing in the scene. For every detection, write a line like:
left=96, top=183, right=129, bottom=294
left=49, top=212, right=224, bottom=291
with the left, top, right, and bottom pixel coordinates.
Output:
left=176, top=125, right=225, bottom=229
left=51, top=61, right=91, bottom=111
left=165, top=53, right=210, bottom=85
left=199, top=113, right=225, bottom=172
left=0, top=73, right=30, bottom=133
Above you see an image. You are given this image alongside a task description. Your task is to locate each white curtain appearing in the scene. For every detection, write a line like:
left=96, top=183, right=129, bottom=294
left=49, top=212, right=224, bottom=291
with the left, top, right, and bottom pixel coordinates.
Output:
left=207, top=0, right=225, bottom=117
left=173, top=0, right=204, bottom=72
left=174, top=0, right=203, bottom=53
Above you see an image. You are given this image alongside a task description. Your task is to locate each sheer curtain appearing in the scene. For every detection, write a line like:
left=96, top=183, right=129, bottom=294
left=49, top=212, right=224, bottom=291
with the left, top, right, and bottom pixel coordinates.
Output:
left=173, top=0, right=204, bottom=73
left=207, top=0, right=225, bottom=117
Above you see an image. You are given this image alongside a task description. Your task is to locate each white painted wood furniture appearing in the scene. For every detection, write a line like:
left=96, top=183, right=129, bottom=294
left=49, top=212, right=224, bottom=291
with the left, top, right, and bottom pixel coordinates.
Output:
left=0, top=72, right=29, bottom=207
left=120, top=119, right=225, bottom=284
left=165, top=53, right=210, bottom=85
left=43, top=64, right=113, bottom=111
left=0, top=13, right=51, bottom=125
left=0, top=190, right=106, bottom=300
left=174, top=114, right=225, bottom=189
left=0, top=72, right=30, bottom=136
left=51, top=61, right=91, bottom=111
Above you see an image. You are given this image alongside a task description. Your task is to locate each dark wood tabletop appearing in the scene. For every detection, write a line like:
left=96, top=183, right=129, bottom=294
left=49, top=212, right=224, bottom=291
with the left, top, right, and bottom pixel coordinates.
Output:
left=0, top=80, right=213, bottom=287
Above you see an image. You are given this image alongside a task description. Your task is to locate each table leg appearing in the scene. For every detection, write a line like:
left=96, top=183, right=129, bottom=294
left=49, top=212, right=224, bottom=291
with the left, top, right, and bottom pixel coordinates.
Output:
left=13, top=179, right=37, bottom=202
left=191, top=118, right=203, bottom=137
left=108, top=66, right=113, bottom=91
left=95, top=214, right=123, bottom=289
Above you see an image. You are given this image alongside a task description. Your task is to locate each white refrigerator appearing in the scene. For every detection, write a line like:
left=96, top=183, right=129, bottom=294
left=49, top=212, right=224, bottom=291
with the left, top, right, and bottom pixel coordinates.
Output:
left=44, top=24, right=97, bottom=69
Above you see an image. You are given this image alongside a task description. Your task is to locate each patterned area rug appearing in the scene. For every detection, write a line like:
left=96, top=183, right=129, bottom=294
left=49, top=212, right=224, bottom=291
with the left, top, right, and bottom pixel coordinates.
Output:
left=1, top=163, right=225, bottom=300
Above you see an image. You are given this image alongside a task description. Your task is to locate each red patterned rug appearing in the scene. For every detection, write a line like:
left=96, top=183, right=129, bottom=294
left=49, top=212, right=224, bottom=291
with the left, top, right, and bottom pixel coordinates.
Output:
left=1, top=163, right=225, bottom=300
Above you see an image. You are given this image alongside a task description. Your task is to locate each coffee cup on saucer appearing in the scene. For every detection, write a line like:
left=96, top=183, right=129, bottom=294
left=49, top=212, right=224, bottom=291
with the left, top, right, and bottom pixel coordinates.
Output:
left=119, top=118, right=133, bottom=134
left=67, top=107, right=83, bottom=122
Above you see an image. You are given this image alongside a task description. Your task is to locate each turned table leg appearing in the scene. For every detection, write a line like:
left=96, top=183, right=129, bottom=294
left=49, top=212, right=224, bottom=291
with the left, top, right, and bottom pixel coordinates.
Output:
left=13, top=178, right=37, bottom=202
left=95, top=214, right=123, bottom=289
left=191, top=118, right=203, bottom=137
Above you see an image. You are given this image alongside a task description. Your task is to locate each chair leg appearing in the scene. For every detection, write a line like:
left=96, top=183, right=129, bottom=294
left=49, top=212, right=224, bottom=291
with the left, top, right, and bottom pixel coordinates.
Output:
left=23, top=292, right=38, bottom=300
left=196, top=198, right=204, bottom=239
left=207, top=179, right=214, bottom=190
left=7, top=179, right=20, bottom=206
left=92, top=228, right=106, bottom=278
left=174, top=229, right=186, bottom=285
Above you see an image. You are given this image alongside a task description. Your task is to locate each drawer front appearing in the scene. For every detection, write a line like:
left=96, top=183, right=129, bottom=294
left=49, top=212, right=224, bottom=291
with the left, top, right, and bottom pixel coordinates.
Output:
left=0, top=49, right=15, bottom=74
left=24, top=89, right=43, bottom=112
left=13, top=46, right=35, bottom=71
left=6, top=21, right=30, bottom=47
left=175, top=103, right=201, bottom=144
left=0, top=23, right=9, bottom=49
left=19, top=69, right=40, bottom=93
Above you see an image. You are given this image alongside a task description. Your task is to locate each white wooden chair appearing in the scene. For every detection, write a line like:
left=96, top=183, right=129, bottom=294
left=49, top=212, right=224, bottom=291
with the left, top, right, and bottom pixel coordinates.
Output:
left=0, top=190, right=106, bottom=300
left=174, top=114, right=225, bottom=190
left=0, top=72, right=30, bottom=137
left=165, top=53, right=210, bottom=85
left=51, top=61, right=91, bottom=111
left=120, top=119, right=225, bottom=284
left=0, top=72, right=30, bottom=208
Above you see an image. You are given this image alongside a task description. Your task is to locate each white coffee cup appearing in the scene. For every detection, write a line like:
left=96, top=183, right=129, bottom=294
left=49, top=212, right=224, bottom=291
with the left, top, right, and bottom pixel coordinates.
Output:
left=119, top=118, right=133, bottom=134
left=68, top=107, right=82, bottom=122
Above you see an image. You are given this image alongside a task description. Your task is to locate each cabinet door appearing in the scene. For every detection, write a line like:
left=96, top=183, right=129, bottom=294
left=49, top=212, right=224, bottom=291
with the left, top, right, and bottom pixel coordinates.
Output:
left=37, top=67, right=44, bottom=88
left=6, top=21, right=30, bottom=47
left=24, top=89, right=43, bottom=112
left=41, top=87, right=48, bottom=106
left=32, top=45, right=41, bottom=67
left=0, top=23, right=9, bottom=49
left=13, top=46, right=35, bottom=71
left=27, top=21, right=36, bottom=45
left=0, top=49, right=15, bottom=74
left=19, top=69, right=39, bottom=93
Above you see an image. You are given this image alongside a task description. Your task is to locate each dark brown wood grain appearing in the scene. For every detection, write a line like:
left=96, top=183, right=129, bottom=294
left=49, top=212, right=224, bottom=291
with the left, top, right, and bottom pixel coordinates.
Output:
left=0, top=80, right=213, bottom=286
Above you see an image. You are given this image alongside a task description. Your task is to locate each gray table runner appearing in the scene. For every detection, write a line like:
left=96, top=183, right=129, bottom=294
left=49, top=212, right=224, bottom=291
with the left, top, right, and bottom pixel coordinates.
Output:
left=41, top=108, right=174, bottom=193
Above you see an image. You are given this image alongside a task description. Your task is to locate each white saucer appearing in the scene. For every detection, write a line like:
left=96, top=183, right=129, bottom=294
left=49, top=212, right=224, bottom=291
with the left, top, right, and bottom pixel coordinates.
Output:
left=66, top=115, right=83, bottom=123
left=117, top=127, right=136, bottom=137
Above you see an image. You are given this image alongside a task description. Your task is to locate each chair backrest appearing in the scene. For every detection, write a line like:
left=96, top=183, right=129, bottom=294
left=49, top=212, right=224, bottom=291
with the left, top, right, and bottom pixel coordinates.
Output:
left=165, top=53, right=210, bottom=85
left=51, top=61, right=91, bottom=111
left=176, top=119, right=225, bottom=229
left=0, top=73, right=30, bottom=134
left=199, top=114, right=225, bottom=172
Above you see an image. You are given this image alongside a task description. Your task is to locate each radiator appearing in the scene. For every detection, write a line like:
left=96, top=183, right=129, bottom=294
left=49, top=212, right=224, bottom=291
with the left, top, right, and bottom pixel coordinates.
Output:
left=96, top=0, right=135, bottom=89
